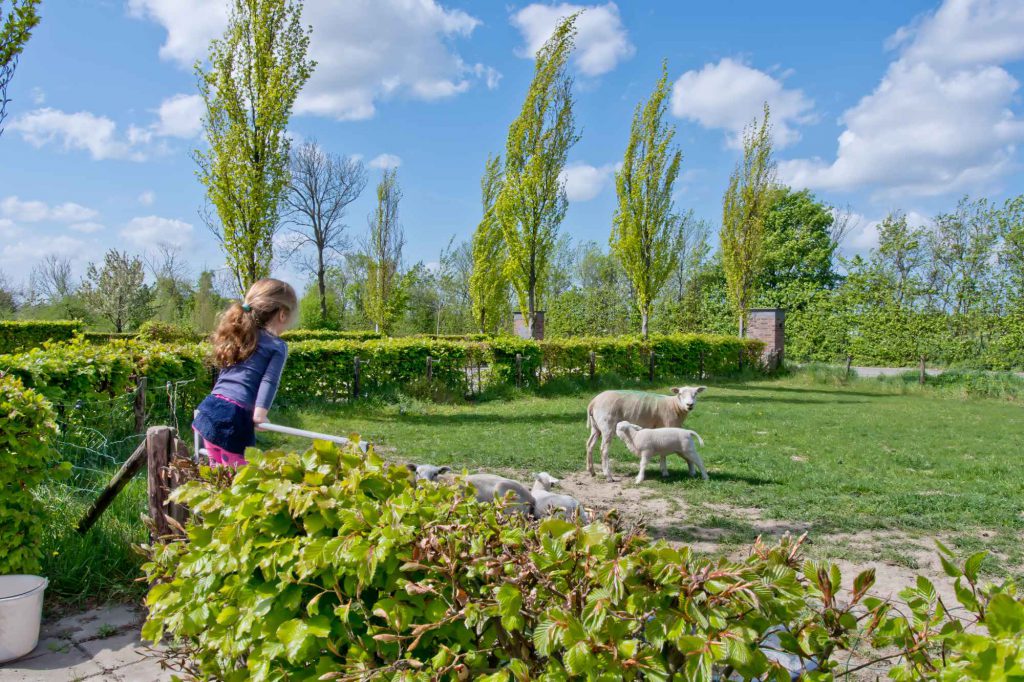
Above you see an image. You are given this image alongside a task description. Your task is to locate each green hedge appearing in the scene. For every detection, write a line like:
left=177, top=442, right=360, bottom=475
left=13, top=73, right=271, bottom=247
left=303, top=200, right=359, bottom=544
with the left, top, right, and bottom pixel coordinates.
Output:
left=143, top=440, right=1020, bottom=680
left=0, top=374, right=65, bottom=574
left=0, top=320, right=83, bottom=354
left=137, top=321, right=203, bottom=344
left=280, top=329, right=384, bottom=342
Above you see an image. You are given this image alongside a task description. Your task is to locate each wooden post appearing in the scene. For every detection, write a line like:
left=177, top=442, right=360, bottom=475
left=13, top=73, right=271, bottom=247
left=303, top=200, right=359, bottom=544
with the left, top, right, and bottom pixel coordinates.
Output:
left=589, top=351, right=596, bottom=381
left=426, top=356, right=434, bottom=382
left=845, top=355, right=853, bottom=379
left=147, top=426, right=173, bottom=539
left=353, top=357, right=361, bottom=398
left=133, top=376, right=147, bottom=434
left=698, top=351, right=705, bottom=381
left=515, top=353, right=523, bottom=388
left=76, top=440, right=147, bottom=534
left=919, top=355, right=926, bottom=385
left=648, top=351, right=656, bottom=383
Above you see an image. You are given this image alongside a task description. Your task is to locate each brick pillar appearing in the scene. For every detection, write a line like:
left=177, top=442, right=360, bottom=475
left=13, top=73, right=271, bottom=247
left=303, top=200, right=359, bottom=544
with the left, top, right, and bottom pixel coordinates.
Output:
left=746, top=309, right=785, bottom=369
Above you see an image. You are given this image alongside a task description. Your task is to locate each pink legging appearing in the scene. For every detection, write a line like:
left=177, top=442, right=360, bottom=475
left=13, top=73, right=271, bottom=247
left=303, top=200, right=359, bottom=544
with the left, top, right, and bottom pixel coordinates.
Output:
left=203, top=439, right=248, bottom=467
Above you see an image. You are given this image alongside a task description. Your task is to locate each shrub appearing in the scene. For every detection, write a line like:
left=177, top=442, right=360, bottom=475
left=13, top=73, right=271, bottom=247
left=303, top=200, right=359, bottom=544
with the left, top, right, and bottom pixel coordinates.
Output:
left=281, top=329, right=384, bottom=343
left=0, top=374, right=66, bottom=574
left=0, top=320, right=83, bottom=354
left=144, top=441, right=1020, bottom=680
left=137, top=320, right=202, bottom=344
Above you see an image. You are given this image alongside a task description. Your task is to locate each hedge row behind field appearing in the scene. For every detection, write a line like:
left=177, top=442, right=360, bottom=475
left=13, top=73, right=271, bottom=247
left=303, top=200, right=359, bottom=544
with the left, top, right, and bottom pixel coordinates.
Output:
left=0, top=374, right=65, bottom=574
left=280, top=329, right=384, bottom=342
left=0, top=320, right=83, bottom=354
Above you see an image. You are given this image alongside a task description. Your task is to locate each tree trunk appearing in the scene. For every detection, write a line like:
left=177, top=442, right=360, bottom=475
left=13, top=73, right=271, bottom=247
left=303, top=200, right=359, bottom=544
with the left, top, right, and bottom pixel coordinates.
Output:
left=527, top=275, right=537, bottom=340
left=738, top=312, right=745, bottom=338
left=317, top=250, right=327, bottom=321
left=641, top=309, right=649, bottom=339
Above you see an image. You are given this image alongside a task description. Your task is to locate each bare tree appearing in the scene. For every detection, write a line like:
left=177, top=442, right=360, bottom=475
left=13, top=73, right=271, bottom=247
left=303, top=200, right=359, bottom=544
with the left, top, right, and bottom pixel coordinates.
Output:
left=283, top=140, right=367, bottom=321
left=829, top=204, right=859, bottom=249
left=29, top=254, right=74, bottom=304
left=144, top=244, right=191, bottom=284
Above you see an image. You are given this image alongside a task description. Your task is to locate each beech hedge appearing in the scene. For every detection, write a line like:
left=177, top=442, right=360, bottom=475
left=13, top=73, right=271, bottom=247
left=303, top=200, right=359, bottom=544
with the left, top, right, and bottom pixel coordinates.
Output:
left=0, top=374, right=66, bottom=574
left=0, top=320, right=83, bottom=354
left=143, top=440, right=1022, bottom=681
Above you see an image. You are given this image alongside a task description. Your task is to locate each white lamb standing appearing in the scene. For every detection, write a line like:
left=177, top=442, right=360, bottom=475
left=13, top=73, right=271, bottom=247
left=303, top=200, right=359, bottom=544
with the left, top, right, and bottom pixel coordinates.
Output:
left=531, top=473, right=587, bottom=520
left=614, top=421, right=708, bottom=484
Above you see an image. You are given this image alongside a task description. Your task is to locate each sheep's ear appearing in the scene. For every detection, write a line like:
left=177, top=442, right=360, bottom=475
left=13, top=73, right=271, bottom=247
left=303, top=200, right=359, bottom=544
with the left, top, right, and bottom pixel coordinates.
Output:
left=405, top=463, right=418, bottom=473
left=696, top=386, right=707, bottom=393
left=670, top=387, right=680, bottom=394
left=438, top=466, right=452, bottom=474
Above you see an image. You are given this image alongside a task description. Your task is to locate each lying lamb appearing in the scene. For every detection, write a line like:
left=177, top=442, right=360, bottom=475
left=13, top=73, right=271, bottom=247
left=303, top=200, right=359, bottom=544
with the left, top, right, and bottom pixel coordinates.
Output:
left=614, top=421, right=708, bottom=484
left=406, top=464, right=535, bottom=516
left=586, top=386, right=706, bottom=481
left=532, top=472, right=586, bottom=520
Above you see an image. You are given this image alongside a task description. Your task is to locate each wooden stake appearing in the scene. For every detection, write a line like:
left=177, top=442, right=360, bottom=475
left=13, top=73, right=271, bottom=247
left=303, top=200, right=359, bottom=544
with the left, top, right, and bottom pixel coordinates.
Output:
left=648, top=351, right=656, bottom=383
left=919, top=355, right=927, bottom=385
left=515, top=353, right=523, bottom=388
left=589, top=351, right=596, bottom=381
left=76, top=440, right=147, bottom=534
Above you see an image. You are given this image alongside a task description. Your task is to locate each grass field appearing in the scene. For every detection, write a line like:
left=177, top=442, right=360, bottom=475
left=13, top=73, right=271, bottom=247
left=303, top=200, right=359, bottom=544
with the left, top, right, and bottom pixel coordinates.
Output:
left=267, top=370, right=1024, bottom=579
left=38, top=368, right=1024, bottom=608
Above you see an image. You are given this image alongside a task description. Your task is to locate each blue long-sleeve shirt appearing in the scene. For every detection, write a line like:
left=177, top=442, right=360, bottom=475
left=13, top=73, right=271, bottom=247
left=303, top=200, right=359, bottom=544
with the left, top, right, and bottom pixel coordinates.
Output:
left=212, top=330, right=288, bottom=410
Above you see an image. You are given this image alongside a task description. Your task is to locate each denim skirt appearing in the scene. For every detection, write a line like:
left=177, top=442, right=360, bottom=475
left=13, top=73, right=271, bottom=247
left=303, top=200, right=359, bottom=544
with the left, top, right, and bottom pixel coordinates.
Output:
left=192, top=394, right=256, bottom=455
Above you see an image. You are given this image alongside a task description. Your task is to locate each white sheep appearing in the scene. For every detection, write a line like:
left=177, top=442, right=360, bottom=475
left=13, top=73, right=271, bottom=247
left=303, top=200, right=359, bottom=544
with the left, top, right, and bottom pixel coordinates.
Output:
left=586, top=387, right=706, bottom=481
left=614, top=421, right=708, bottom=484
left=531, top=472, right=586, bottom=520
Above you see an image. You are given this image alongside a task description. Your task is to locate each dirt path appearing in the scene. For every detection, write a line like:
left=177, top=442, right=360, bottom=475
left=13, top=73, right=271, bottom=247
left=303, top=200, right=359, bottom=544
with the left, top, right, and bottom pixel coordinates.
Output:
left=555, top=471, right=975, bottom=605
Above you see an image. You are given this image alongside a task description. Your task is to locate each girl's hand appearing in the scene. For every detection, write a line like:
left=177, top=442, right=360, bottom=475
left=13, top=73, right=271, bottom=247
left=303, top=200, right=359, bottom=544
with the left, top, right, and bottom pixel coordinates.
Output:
left=254, top=407, right=269, bottom=425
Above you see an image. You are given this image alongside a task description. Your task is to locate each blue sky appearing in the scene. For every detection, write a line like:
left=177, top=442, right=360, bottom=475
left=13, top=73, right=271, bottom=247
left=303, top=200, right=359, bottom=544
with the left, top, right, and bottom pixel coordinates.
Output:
left=2, top=0, right=1023, bottom=289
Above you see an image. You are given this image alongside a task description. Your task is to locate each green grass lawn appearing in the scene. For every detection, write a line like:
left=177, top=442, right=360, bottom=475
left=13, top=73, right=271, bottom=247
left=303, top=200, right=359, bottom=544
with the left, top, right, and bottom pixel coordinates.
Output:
left=268, top=373, right=1024, bottom=574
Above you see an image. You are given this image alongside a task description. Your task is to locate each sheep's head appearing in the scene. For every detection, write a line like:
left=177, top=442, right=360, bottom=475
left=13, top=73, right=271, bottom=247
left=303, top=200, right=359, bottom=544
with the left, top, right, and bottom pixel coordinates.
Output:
left=615, top=421, right=641, bottom=443
left=535, top=472, right=560, bottom=491
left=405, top=464, right=452, bottom=482
left=670, top=386, right=706, bottom=413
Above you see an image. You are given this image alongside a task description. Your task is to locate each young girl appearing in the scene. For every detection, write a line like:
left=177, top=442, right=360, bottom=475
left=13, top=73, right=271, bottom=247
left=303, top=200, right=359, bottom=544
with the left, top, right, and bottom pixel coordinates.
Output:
left=193, top=278, right=297, bottom=466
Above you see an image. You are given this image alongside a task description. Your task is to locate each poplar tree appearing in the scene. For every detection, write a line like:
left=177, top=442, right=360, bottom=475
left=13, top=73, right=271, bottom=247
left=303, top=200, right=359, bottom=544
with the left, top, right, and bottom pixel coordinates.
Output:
left=469, top=154, right=508, bottom=333
left=194, top=0, right=314, bottom=293
left=721, top=103, right=776, bottom=337
left=362, top=170, right=406, bottom=334
left=610, top=63, right=684, bottom=338
left=496, top=15, right=579, bottom=339
left=0, top=0, right=41, bottom=136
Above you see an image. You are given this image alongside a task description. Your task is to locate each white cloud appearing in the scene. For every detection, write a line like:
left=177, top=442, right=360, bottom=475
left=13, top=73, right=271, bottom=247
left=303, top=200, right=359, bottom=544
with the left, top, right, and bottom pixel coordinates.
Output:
left=511, top=2, right=634, bottom=77
left=671, top=58, right=814, bottom=148
left=137, top=190, right=156, bottom=206
left=1, top=196, right=98, bottom=223
left=1, top=235, right=94, bottom=282
left=69, top=222, right=105, bottom=234
left=0, top=218, right=19, bottom=238
left=368, top=153, right=402, bottom=170
left=7, top=108, right=153, bottom=161
left=779, top=0, right=1024, bottom=198
left=559, top=161, right=616, bottom=201
left=129, top=0, right=497, bottom=121
left=30, top=87, right=45, bottom=105
left=153, top=93, right=204, bottom=138
left=121, top=216, right=194, bottom=250
left=839, top=210, right=933, bottom=255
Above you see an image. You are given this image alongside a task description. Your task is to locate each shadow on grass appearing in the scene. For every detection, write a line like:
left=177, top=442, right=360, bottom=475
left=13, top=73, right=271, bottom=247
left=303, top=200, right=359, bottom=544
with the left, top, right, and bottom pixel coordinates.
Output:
left=700, top=394, right=869, bottom=406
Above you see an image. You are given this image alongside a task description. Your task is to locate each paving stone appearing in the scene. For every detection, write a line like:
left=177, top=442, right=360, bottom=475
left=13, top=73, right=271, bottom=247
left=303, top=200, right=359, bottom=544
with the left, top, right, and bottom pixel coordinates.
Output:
left=76, top=633, right=151, bottom=672
left=108, top=655, right=176, bottom=682
left=41, top=606, right=143, bottom=644
left=0, top=642, right=104, bottom=681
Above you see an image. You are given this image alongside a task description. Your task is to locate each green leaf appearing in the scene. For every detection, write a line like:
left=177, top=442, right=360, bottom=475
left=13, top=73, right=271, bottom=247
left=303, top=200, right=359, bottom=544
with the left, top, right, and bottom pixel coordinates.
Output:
left=963, top=551, right=987, bottom=583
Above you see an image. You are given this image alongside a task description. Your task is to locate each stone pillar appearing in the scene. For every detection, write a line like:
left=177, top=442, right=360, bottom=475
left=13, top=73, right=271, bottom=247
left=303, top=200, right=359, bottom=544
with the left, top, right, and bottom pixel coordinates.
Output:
left=513, top=311, right=545, bottom=340
left=747, top=308, right=785, bottom=369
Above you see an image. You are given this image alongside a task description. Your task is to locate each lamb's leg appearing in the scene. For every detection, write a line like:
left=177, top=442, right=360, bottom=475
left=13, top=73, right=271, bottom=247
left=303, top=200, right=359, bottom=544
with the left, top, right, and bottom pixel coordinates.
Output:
left=660, top=453, right=669, bottom=478
left=687, top=444, right=709, bottom=481
left=686, top=455, right=696, bottom=478
left=635, top=450, right=649, bottom=484
left=586, top=424, right=599, bottom=476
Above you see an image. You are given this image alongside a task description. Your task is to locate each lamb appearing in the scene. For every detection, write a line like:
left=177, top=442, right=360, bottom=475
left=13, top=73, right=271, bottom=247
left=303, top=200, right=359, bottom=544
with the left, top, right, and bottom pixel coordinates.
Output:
left=586, top=386, right=706, bottom=481
left=531, top=472, right=586, bottom=520
left=407, top=464, right=535, bottom=516
left=614, top=421, right=708, bottom=484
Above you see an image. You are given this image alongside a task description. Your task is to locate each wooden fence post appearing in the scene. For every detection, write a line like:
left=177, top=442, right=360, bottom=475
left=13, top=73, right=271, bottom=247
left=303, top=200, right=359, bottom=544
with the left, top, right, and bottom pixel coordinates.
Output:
left=426, top=356, right=434, bottom=382
left=147, top=426, right=173, bottom=539
left=589, top=351, right=596, bottom=381
left=76, top=440, right=147, bottom=534
left=698, top=351, right=705, bottom=381
left=515, top=353, right=523, bottom=388
left=353, top=357, right=361, bottom=399
left=845, top=355, right=853, bottom=379
left=133, top=376, right=147, bottom=434
left=648, top=351, right=656, bottom=383
left=919, top=355, right=927, bottom=385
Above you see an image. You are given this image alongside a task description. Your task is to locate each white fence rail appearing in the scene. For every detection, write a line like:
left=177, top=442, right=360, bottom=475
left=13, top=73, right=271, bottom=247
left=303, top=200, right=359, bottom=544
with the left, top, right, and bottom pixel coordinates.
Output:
left=192, top=410, right=368, bottom=461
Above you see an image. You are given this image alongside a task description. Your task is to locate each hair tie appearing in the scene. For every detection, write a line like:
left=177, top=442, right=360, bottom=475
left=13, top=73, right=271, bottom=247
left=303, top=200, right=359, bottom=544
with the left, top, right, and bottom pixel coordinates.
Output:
left=241, top=303, right=252, bottom=312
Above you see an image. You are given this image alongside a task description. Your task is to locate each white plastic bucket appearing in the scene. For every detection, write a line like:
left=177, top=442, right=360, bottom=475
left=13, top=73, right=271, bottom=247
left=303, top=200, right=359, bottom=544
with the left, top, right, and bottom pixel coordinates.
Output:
left=0, top=575, right=48, bottom=663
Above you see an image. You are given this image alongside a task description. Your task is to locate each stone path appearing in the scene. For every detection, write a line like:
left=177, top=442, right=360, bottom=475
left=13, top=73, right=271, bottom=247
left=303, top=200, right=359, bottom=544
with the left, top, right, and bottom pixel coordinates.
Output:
left=0, top=605, right=170, bottom=682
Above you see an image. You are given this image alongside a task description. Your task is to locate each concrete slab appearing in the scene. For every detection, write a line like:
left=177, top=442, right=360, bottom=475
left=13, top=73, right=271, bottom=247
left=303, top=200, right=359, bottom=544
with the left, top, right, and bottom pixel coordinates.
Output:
left=107, top=656, right=176, bottom=682
left=0, top=643, right=104, bottom=681
left=40, top=606, right=143, bottom=644
left=76, top=632, right=151, bottom=672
